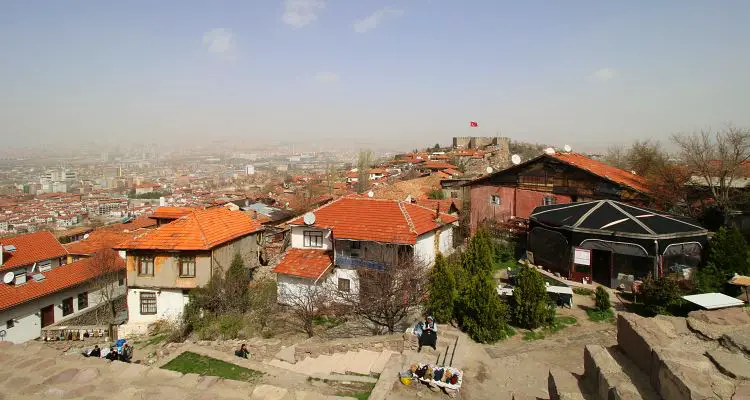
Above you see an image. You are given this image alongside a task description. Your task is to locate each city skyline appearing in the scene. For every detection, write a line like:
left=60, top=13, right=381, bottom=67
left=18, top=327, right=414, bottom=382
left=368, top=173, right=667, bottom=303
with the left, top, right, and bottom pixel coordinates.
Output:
left=1, top=1, right=750, bottom=151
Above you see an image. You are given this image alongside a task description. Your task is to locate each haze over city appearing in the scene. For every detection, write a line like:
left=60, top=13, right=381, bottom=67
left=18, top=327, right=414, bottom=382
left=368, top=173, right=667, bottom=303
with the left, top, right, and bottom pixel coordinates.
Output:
left=2, top=0, right=749, bottom=153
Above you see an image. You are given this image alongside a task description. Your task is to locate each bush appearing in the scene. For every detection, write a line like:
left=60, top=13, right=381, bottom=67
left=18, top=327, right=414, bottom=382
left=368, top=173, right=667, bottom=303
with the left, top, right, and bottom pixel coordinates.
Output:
left=427, top=189, right=446, bottom=200
left=573, top=287, right=594, bottom=296
left=218, top=314, right=244, bottom=339
left=640, top=275, right=682, bottom=315
left=512, top=266, right=553, bottom=330
left=249, top=279, right=279, bottom=335
left=594, top=286, right=611, bottom=311
left=425, top=254, right=456, bottom=324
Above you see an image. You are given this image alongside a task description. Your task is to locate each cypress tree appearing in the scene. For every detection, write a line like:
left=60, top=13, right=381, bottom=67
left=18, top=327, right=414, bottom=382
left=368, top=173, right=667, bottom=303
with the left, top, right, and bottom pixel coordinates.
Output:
left=512, top=265, right=551, bottom=329
left=426, top=254, right=456, bottom=324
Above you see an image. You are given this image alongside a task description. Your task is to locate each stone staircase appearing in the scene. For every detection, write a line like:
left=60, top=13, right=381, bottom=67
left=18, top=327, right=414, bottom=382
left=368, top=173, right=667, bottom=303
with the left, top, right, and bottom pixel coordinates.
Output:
left=267, top=349, right=398, bottom=378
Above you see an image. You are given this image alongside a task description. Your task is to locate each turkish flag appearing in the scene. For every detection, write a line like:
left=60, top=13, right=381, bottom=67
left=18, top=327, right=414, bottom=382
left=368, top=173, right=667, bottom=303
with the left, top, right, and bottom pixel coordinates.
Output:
left=469, top=121, right=478, bottom=127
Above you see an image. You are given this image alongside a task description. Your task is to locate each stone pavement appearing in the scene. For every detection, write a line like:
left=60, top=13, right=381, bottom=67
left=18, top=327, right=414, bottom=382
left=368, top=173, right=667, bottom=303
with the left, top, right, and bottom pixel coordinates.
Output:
left=267, top=348, right=397, bottom=379
left=0, top=340, right=357, bottom=400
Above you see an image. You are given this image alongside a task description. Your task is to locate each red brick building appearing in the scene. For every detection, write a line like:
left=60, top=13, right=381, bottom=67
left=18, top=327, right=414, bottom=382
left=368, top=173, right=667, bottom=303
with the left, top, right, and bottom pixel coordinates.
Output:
left=464, top=152, right=651, bottom=235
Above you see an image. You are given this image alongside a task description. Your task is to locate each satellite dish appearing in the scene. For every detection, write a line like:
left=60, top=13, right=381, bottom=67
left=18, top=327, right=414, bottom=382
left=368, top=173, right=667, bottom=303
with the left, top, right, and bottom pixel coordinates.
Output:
left=3, top=272, right=14, bottom=284
left=631, top=170, right=637, bottom=175
left=367, top=191, right=374, bottom=198
left=511, top=154, right=522, bottom=165
left=303, top=212, right=316, bottom=225
left=83, top=233, right=89, bottom=239
left=544, top=147, right=556, bottom=155
left=563, top=145, right=572, bottom=153
left=486, top=166, right=493, bottom=174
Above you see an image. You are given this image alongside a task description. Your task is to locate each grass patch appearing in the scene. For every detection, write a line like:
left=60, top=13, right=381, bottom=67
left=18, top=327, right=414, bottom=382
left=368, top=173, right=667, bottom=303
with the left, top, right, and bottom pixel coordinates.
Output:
left=336, top=382, right=376, bottom=400
left=145, top=333, right=168, bottom=347
left=556, top=316, right=578, bottom=325
left=523, top=330, right=545, bottom=341
left=312, top=315, right=345, bottom=328
left=522, top=316, right=577, bottom=341
left=162, top=352, right=263, bottom=382
left=586, top=308, right=616, bottom=323
left=573, top=287, right=594, bottom=296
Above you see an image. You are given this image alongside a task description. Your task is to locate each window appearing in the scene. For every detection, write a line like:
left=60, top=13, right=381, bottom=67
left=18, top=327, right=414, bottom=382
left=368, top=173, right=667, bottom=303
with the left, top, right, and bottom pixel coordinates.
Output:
left=451, top=192, right=458, bottom=199
left=6, top=319, right=14, bottom=329
left=303, top=231, right=324, bottom=248
left=140, top=292, right=157, bottom=315
left=179, top=256, right=196, bottom=277
left=62, top=297, right=74, bottom=316
left=119, top=278, right=125, bottom=286
left=490, top=195, right=501, bottom=205
left=338, top=278, right=351, bottom=292
left=543, top=196, right=557, bottom=206
left=137, top=256, right=154, bottom=276
left=77, top=292, right=88, bottom=310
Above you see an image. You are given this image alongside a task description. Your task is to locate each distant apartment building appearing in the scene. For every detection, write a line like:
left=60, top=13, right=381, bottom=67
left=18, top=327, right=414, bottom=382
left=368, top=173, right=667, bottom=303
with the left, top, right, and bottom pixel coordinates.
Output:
left=116, top=208, right=264, bottom=335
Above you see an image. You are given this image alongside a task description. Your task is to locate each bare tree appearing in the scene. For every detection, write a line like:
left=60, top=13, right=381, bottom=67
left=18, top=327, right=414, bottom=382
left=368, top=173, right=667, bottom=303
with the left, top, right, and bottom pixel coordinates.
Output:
left=332, top=251, right=429, bottom=334
left=280, top=284, right=330, bottom=337
left=602, top=144, right=628, bottom=170
left=672, top=125, right=750, bottom=209
left=87, top=247, right=125, bottom=324
left=625, top=140, right=667, bottom=177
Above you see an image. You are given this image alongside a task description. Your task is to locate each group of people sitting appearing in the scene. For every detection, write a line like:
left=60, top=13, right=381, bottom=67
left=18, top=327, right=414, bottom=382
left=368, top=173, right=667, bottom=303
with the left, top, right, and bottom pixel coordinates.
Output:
left=83, top=340, right=133, bottom=363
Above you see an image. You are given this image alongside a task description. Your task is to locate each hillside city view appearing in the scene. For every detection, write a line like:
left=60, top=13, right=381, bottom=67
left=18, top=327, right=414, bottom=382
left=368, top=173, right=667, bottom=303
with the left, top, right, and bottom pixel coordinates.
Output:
left=1, top=2, right=750, bottom=399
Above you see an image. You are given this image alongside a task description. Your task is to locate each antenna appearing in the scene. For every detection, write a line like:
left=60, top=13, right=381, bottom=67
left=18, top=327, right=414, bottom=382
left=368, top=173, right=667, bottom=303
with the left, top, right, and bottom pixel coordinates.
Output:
left=3, top=272, right=14, bottom=285
left=563, top=145, right=572, bottom=153
left=485, top=166, right=493, bottom=174
left=544, top=147, right=556, bottom=155
left=511, top=154, right=521, bottom=165
left=303, top=212, right=316, bottom=225
left=367, top=191, right=374, bottom=198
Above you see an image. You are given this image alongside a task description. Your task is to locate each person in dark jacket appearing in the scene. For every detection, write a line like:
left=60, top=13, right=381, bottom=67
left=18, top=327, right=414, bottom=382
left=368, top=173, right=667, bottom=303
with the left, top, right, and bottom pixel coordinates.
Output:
left=235, top=343, right=249, bottom=359
left=415, top=316, right=437, bottom=352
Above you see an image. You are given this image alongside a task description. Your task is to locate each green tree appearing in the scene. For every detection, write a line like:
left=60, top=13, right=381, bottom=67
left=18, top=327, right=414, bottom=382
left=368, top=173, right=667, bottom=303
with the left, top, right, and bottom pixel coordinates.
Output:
left=454, top=229, right=510, bottom=343
left=594, top=286, right=611, bottom=311
left=224, top=252, right=251, bottom=313
left=694, top=227, right=750, bottom=295
left=427, top=188, right=446, bottom=200
left=512, top=265, right=552, bottom=329
left=641, top=275, right=682, bottom=315
left=425, top=254, right=456, bottom=324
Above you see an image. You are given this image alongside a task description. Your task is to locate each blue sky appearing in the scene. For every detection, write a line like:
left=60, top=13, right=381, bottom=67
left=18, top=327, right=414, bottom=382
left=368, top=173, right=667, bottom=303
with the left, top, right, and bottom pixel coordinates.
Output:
left=1, top=0, right=749, bottom=151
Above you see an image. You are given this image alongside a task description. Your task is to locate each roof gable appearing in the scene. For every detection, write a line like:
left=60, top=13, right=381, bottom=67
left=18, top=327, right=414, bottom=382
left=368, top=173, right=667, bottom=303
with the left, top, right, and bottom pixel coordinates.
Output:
left=0, top=231, right=67, bottom=272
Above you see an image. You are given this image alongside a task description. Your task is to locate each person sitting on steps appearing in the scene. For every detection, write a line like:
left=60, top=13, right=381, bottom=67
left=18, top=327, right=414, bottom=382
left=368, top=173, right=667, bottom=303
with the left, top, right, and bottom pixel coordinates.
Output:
left=235, top=343, right=249, bottom=359
left=414, top=316, right=437, bottom=352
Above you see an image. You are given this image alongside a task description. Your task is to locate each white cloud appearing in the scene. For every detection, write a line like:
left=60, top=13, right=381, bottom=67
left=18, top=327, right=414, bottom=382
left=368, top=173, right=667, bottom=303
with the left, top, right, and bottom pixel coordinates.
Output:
left=591, top=67, right=618, bottom=81
left=282, top=0, right=325, bottom=28
left=202, top=28, right=235, bottom=55
left=315, top=72, right=339, bottom=83
left=353, top=7, right=404, bottom=34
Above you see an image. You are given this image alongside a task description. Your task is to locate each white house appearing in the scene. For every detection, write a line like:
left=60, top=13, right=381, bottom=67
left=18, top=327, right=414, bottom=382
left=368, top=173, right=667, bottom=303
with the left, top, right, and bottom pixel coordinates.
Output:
left=273, top=196, right=456, bottom=303
left=0, top=232, right=125, bottom=343
left=116, top=208, right=264, bottom=336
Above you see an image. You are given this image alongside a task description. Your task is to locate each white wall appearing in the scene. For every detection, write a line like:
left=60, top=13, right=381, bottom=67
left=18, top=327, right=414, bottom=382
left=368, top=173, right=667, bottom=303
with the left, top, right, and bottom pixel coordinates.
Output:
left=0, top=280, right=126, bottom=344
left=277, top=267, right=359, bottom=304
left=120, top=288, right=188, bottom=336
left=290, top=226, right=333, bottom=250
left=415, top=231, right=436, bottom=266
left=438, top=225, right=454, bottom=256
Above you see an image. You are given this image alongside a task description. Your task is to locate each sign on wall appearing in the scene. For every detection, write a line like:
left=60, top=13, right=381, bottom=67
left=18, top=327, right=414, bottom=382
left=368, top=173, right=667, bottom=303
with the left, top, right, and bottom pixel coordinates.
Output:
left=573, top=247, right=591, bottom=266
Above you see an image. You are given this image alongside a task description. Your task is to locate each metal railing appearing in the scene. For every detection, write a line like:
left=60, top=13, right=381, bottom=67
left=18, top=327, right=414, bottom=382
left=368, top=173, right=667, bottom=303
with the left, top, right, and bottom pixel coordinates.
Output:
left=334, top=254, right=385, bottom=271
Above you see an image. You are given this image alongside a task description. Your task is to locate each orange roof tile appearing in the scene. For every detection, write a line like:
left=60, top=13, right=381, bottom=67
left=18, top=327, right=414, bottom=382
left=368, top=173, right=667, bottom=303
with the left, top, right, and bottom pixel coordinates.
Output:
left=423, top=161, right=458, bottom=170
left=0, top=231, right=67, bottom=272
left=103, top=216, right=158, bottom=232
left=0, top=256, right=124, bottom=311
left=288, top=197, right=457, bottom=245
left=272, top=248, right=332, bottom=279
left=64, top=230, right=135, bottom=255
left=550, top=152, right=650, bottom=193
left=151, top=206, right=199, bottom=220
left=118, top=208, right=264, bottom=251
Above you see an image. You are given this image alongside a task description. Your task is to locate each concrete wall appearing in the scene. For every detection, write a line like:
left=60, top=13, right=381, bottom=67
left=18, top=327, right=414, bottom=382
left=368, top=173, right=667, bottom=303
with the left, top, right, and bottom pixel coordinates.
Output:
left=277, top=267, right=358, bottom=304
left=290, top=226, right=333, bottom=250
left=0, top=279, right=126, bottom=343
left=469, top=184, right=571, bottom=234
left=415, top=231, right=435, bottom=266
left=120, top=288, right=188, bottom=336
left=437, top=224, right=454, bottom=256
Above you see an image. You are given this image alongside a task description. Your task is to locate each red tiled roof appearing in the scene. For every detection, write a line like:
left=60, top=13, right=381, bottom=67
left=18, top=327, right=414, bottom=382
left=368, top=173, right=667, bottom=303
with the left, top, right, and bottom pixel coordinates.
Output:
left=423, top=161, right=458, bottom=170
left=103, top=216, right=158, bottom=232
left=0, top=256, right=124, bottom=311
left=288, top=197, right=457, bottom=244
left=118, top=208, right=264, bottom=251
left=550, top=153, right=650, bottom=193
left=0, top=231, right=68, bottom=272
left=64, top=230, right=135, bottom=255
left=272, top=248, right=332, bottom=279
left=151, top=206, right=199, bottom=220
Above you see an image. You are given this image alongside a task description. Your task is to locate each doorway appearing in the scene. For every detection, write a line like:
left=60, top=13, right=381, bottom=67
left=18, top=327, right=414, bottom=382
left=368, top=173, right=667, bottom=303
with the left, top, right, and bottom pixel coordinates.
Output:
left=591, top=249, right=613, bottom=287
left=41, top=305, right=54, bottom=328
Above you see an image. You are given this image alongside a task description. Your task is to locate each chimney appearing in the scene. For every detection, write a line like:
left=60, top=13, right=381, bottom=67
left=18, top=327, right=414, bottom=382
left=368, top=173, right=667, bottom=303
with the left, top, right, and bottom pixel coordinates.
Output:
left=434, top=203, right=442, bottom=223
left=0, top=244, right=3, bottom=267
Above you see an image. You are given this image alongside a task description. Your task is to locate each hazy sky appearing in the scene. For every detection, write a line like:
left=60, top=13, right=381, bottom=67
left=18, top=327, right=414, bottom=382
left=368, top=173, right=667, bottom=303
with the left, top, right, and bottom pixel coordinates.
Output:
left=1, top=0, right=749, bottom=151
